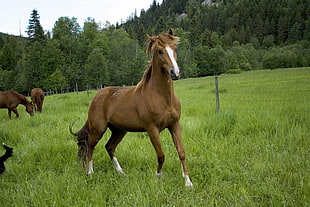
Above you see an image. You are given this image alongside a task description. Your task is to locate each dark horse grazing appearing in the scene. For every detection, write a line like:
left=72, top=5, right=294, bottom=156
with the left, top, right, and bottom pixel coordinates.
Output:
left=70, top=29, right=193, bottom=187
left=31, top=88, right=44, bottom=113
left=0, top=90, right=34, bottom=118
left=0, top=143, right=13, bottom=174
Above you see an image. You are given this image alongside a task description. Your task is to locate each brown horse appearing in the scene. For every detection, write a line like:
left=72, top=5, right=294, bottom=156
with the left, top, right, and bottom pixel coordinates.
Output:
left=70, top=29, right=193, bottom=187
left=31, top=88, right=44, bottom=113
left=0, top=90, right=34, bottom=118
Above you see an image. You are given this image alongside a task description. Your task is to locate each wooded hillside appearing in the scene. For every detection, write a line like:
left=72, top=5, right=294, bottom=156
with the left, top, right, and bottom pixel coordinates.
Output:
left=0, top=0, right=309, bottom=93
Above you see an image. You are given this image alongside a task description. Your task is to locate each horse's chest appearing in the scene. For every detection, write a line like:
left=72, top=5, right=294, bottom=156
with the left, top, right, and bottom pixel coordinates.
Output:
left=151, top=107, right=179, bottom=128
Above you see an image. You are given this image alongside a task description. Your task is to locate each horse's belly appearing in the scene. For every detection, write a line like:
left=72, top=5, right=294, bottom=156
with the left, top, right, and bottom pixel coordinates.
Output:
left=109, top=119, right=146, bottom=132
left=108, top=108, right=146, bottom=132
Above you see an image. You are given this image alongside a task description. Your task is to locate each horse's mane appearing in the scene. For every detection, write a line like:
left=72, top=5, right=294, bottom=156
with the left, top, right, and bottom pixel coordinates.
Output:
left=146, top=32, right=180, bottom=57
left=136, top=31, right=179, bottom=91
left=135, top=65, right=152, bottom=91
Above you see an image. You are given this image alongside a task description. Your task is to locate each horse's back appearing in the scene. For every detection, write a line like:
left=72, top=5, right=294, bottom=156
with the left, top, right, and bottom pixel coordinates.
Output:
left=88, top=86, right=146, bottom=131
left=90, top=86, right=135, bottom=113
left=0, top=90, right=19, bottom=108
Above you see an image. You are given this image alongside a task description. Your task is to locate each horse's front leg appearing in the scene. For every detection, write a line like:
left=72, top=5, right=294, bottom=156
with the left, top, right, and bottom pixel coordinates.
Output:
left=12, top=108, right=19, bottom=118
left=148, top=128, right=165, bottom=177
left=7, top=109, right=12, bottom=119
left=169, top=122, right=193, bottom=187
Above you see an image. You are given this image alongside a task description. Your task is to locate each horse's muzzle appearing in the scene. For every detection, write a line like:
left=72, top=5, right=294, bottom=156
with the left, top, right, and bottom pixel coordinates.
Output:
left=169, top=69, right=179, bottom=80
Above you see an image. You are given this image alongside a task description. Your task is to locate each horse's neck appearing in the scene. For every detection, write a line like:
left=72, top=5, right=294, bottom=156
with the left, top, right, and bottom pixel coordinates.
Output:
left=149, top=62, right=174, bottom=104
left=16, top=94, right=29, bottom=106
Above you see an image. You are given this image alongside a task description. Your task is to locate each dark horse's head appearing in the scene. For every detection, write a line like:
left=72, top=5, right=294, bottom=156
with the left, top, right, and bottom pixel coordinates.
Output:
left=147, top=29, right=180, bottom=80
left=26, top=102, right=34, bottom=116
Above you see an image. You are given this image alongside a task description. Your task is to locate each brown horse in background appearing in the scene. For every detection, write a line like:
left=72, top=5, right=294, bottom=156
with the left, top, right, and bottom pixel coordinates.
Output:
left=70, top=29, right=193, bottom=187
left=0, top=90, right=34, bottom=118
left=31, top=88, right=44, bottom=113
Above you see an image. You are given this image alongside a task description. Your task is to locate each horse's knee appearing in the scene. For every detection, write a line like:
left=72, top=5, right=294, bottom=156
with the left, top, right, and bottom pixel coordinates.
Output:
left=178, top=150, right=186, bottom=161
left=158, top=154, right=165, bottom=164
left=104, top=143, right=110, bottom=151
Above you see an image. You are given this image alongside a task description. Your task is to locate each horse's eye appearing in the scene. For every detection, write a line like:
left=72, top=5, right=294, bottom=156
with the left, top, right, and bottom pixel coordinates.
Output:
left=158, top=50, right=163, bottom=55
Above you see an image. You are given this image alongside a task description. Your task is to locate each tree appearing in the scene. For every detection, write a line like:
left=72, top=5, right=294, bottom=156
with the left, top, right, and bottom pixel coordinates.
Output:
left=0, top=70, right=13, bottom=90
left=46, top=69, right=67, bottom=90
left=26, top=9, right=45, bottom=42
left=154, top=16, right=167, bottom=35
left=84, top=48, right=110, bottom=87
left=81, top=17, right=99, bottom=47
left=0, top=36, right=18, bottom=70
left=206, top=46, right=228, bottom=74
left=303, top=18, right=310, bottom=41
left=262, top=35, right=275, bottom=49
left=194, top=46, right=227, bottom=76
left=52, top=17, right=82, bottom=87
left=287, top=22, right=302, bottom=44
left=136, top=24, right=146, bottom=47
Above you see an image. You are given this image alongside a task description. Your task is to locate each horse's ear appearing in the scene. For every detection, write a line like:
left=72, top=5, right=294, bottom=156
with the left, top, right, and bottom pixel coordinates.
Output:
left=146, top=34, right=156, bottom=57
left=169, top=28, right=173, bottom=36
left=147, top=34, right=155, bottom=42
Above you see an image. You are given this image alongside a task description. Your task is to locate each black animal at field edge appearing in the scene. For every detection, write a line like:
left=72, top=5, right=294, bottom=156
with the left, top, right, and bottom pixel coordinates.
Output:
left=0, top=143, right=13, bottom=174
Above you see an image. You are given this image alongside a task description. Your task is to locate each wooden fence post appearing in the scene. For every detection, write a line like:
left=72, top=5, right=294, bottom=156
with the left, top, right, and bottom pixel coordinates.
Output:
left=215, top=74, right=220, bottom=113
left=76, top=83, right=78, bottom=95
left=86, top=84, right=89, bottom=97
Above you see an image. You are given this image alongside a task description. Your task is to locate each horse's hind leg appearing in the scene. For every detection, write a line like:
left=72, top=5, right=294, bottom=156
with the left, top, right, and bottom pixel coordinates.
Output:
left=86, top=128, right=107, bottom=175
left=105, top=125, right=127, bottom=175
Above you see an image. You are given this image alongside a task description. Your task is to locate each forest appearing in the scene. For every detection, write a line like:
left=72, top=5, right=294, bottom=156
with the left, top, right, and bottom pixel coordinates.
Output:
left=0, top=0, right=309, bottom=94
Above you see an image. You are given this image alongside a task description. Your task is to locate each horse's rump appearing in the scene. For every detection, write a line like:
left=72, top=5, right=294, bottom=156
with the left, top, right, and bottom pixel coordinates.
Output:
left=31, top=88, right=44, bottom=112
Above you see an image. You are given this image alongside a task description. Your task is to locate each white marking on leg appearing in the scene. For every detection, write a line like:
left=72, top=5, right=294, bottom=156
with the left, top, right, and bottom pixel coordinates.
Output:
left=181, top=163, right=193, bottom=187
left=165, top=46, right=179, bottom=77
left=112, top=157, right=126, bottom=175
left=155, top=171, right=162, bottom=178
left=184, top=175, right=193, bottom=187
left=88, top=160, right=94, bottom=175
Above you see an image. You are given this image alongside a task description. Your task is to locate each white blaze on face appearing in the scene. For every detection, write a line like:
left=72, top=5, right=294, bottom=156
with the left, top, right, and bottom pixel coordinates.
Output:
left=165, top=46, right=180, bottom=77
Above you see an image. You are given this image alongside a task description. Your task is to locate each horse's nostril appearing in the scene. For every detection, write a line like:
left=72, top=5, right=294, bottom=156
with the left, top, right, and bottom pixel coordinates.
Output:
left=169, top=69, right=178, bottom=80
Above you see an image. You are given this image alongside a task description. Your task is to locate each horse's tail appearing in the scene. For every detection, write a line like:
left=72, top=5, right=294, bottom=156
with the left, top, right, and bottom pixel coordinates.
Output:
left=69, top=121, right=90, bottom=169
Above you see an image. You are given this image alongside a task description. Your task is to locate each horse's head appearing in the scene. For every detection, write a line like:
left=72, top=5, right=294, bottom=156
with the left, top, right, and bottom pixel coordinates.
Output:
left=26, top=102, right=34, bottom=116
left=147, top=29, right=180, bottom=79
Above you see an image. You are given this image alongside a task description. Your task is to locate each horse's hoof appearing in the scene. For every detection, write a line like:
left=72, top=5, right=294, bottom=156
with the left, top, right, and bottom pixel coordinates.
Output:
left=185, top=182, right=193, bottom=187
left=184, top=175, right=193, bottom=187
left=117, top=170, right=127, bottom=176
left=155, top=171, right=162, bottom=178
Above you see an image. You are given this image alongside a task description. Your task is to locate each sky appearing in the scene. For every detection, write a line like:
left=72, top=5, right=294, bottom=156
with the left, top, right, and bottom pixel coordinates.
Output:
left=1, top=0, right=162, bottom=36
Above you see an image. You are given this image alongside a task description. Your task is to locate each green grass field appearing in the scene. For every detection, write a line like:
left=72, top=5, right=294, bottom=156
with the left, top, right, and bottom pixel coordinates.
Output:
left=0, top=68, right=309, bottom=206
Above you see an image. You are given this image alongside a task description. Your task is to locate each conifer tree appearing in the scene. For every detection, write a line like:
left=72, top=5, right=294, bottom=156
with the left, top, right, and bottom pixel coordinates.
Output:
left=26, top=9, right=45, bottom=42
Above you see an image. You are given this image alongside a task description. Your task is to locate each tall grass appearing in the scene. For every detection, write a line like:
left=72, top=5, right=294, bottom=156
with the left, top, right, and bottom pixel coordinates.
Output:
left=0, top=68, right=309, bottom=206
